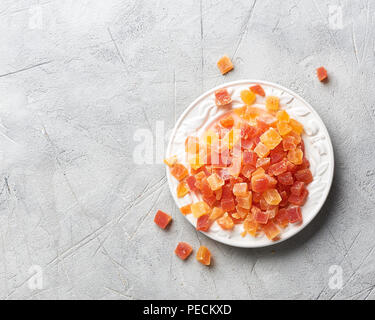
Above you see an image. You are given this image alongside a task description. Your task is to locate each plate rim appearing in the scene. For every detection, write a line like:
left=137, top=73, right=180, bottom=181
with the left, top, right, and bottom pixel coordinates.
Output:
left=166, top=79, right=335, bottom=248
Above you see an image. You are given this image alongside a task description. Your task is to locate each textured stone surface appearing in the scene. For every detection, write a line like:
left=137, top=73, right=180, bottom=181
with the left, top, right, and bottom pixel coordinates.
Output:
left=0, top=0, right=374, bottom=300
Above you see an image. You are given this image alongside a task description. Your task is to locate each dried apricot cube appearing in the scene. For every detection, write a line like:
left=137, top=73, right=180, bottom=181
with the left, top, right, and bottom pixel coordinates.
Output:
left=191, top=201, right=211, bottom=218
left=164, top=155, right=177, bottom=167
left=277, top=121, right=292, bottom=136
left=170, top=163, right=189, bottom=181
left=196, top=214, right=212, bottom=232
left=276, top=110, right=290, bottom=122
left=294, top=169, right=313, bottom=184
left=175, top=242, right=193, bottom=260
left=217, top=212, right=234, bottom=230
left=262, top=221, right=280, bottom=240
left=254, top=142, right=270, bottom=158
left=236, top=192, right=252, bottom=209
left=316, top=66, right=328, bottom=82
left=220, top=115, right=234, bottom=128
left=215, top=88, right=232, bottom=106
left=260, top=128, right=282, bottom=150
left=286, top=205, right=302, bottom=223
left=233, top=182, right=248, bottom=197
left=265, top=96, right=280, bottom=111
left=289, top=119, right=304, bottom=134
left=180, top=204, right=192, bottom=215
left=241, top=89, right=256, bottom=105
left=217, top=55, right=233, bottom=75
left=209, top=207, right=224, bottom=221
left=206, top=173, right=224, bottom=191
left=263, top=189, right=282, bottom=205
left=196, top=246, right=211, bottom=266
left=154, top=210, right=172, bottom=229
left=250, top=84, right=265, bottom=97
left=287, top=148, right=304, bottom=165
left=177, top=182, right=189, bottom=198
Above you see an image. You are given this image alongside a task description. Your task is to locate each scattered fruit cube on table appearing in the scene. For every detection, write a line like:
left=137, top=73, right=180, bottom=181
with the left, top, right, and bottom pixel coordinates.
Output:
left=250, top=84, right=265, bottom=97
left=215, top=88, right=232, bottom=106
left=175, top=242, right=193, bottom=260
left=196, top=246, right=211, bottom=265
left=316, top=66, right=328, bottom=82
left=217, top=55, right=234, bottom=75
left=180, top=204, right=192, bottom=215
left=154, top=210, right=172, bottom=229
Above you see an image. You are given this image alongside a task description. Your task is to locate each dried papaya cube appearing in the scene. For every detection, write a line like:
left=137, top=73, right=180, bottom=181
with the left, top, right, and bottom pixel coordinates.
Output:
left=236, top=192, right=252, bottom=209
left=228, top=155, right=242, bottom=177
left=268, top=159, right=288, bottom=176
left=217, top=212, right=234, bottom=230
left=274, top=208, right=289, bottom=228
left=220, top=115, right=234, bottom=128
left=298, top=157, right=310, bottom=170
left=254, top=210, right=269, bottom=224
left=175, top=242, right=193, bottom=260
left=254, top=142, right=270, bottom=158
left=289, top=119, right=304, bottom=134
left=215, top=188, right=222, bottom=200
left=170, top=163, right=189, bottom=181
left=287, top=148, right=304, bottom=165
left=286, top=205, right=302, bottom=223
left=196, top=246, right=211, bottom=266
left=221, top=197, right=236, bottom=212
left=277, top=121, right=292, bottom=136
left=250, top=84, right=265, bottom=97
left=286, top=130, right=302, bottom=144
left=177, top=182, right=189, bottom=198
left=241, top=164, right=256, bottom=179
left=266, top=207, right=278, bottom=219
left=279, top=191, right=289, bottom=207
left=180, top=204, right=192, bottom=215
left=260, top=128, right=282, bottom=150
left=215, top=88, right=232, bottom=106
left=196, top=214, right=212, bottom=232
left=265, top=96, right=280, bottom=111
left=286, top=160, right=297, bottom=173
left=209, top=207, right=224, bottom=221
left=276, top=110, right=290, bottom=122
left=252, top=192, right=262, bottom=203
left=290, top=181, right=305, bottom=196
left=263, top=189, right=282, bottom=205
left=256, top=157, right=270, bottom=170
left=240, top=89, right=256, bottom=105
left=294, top=168, right=313, bottom=184
left=282, top=135, right=297, bottom=151
left=316, top=66, right=328, bottom=82
left=243, top=216, right=258, bottom=236
left=206, top=173, right=224, bottom=191
left=154, top=210, right=172, bottom=229
left=195, top=171, right=206, bottom=181
left=164, top=155, right=178, bottom=167
left=203, top=194, right=217, bottom=208
left=262, top=221, right=280, bottom=240
left=186, top=175, right=198, bottom=192
left=251, top=176, right=269, bottom=193
left=191, top=201, right=211, bottom=218
left=277, top=171, right=294, bottom=185
left=270, top=146, right=286, bottom=164
left=198, top=178, right=214, bottom=197
left=221, top=184, right=234, bottom=200
left=233, top=182, right=248, bottom=197
left=243, top=150, right=258, bottom=166
left=217, top=55, right=234, bottom=75
left=236, top=205, right=249, bottom=219
left=288, top=188, right=309, bottom=206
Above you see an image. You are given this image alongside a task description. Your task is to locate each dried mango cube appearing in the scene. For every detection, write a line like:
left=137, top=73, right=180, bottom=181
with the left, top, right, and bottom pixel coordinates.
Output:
left=277, top=121, right=292, bottom=136
left=164, top=155, right=178, bottom=167
left=154, top=210, right=172, bottom=229
left=260, top=128, right=282, bottom=150
left=207, top=173, right=224, bottom=191
left=254, top=142, right=270, bottom=158
left=209, top=207, right=224, bottom=221
left=262, top=221, right=280, bottom=240
left=276, top=110, right=290, bottom=122
left=250, top=84, right=265, bottom=97
left=180, top=204, right=191, bottom=215
left=191, top=201, right=211, bottom=218
left=236, top=192, right=252, bottom=209
left=233, top=182, right=248, bottom=197
left=289, top=119, right=304, bottom=134
left=265, top=96, right=280, bottom=111
left=215, top=88, right=232, bottom=106
left=240, top=89, right=256, bottom=105
left=220, top=115, right=234, bottom=128
left=170, top=163, right=189, bottom=181
left=287, top=148, right=303, bottom=165
left=175, top=242, right=193, bottom=260
left=316, top=66, right=328, bottom=82
left=177, top=182, right=189, bottom=198
left=196, top=214, right=212, bottom=231
left=196, top=246, right=211, bottom=266
left=217, top=212, right=234, bottom=230
left=263, top=189, right=282, bottom=205
left=217, top=55, right=234, bottom=75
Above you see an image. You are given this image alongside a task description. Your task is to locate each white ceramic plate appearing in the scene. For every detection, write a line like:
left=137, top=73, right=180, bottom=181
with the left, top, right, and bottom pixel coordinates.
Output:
left=166, top=80, right=334, bottom=248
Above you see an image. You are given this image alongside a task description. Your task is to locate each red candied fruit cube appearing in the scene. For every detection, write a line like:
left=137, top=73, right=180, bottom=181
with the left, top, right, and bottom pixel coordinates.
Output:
left=298, top=157, right=310, bottom=170
left=279, top=190, right=289, bottom=207
left=316, top=67, right=328, bottom=82
left=186, top=175, right=198, bottom=192
left=203, top=194, right=217, bottom=208
left=175, top=242, right=193, bottom=260
left=154, top=210, right=172, bottom=229
left=221, top=197, right=236, bottom=212
left=274, top=208, right=289, bottom=228
left=243, top=150, right=258, bottom=166
left=268, top=160, right=288, bottom=176
left=170, top=163, right=189, bottom=181
left=290, top=181, right=305, bottom=196
left=286, top=206, right=302, bottom=223
left=250, top=84, right=266, bottom=97
left=251, top=176, right=269, bottom=193
left=270, top=149, right=286, bottom=165
left=215, top=88, right=232, bottom=106
left=277, top=171, right=294, bottom=185
left=255, top=210, right=269, bottom=224
left=196, top=214, right=212, bottom=232
left=241, top=164, right=256, bottom=179
left=288, top=188, right=309, bottom=206
left=294, top=169, right=313, bottom=184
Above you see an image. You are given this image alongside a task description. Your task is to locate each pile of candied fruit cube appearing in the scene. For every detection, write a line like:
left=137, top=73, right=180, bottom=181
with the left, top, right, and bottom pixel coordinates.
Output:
left=165, top=83, right=313, bottom=242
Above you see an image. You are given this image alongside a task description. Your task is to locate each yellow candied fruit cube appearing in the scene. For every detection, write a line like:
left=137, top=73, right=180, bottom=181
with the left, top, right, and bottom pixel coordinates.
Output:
left=254, top=142, right=270, bottom=158
left=263, top=189, right=282, bottom=205
left=265, top=96, right=280, bottom=112
left=260, top=128, right=282, bottom=150
left=164, top=155, right=177, bottom=167
left=191, top=201, right=212, bottom=218
left=177, top=182, right=189, bottom=198
left=209, top=207, right=224, bottom=221
left=217, top=55, right=234, bottom=75
left=240, top=90, right=256, bottom=106
left=287, top=148, right=304, bottom=165
left=276, top=110, right=290, bottom=122
left=243, top=216, right=258, bottom=237
left=289, top=119, right=304, bottom=134
left=277, top=121, right=292, bottom=136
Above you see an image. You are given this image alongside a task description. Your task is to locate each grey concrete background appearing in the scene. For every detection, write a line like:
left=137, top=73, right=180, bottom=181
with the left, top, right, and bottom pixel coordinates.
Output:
left=0, top=0, right=374, bottom=300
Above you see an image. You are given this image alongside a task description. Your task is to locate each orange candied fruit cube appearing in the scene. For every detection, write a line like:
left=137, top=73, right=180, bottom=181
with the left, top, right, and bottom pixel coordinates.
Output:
left=243, top=216, right=258, bottom=237
left=262, top=221, right=280, bottom=240
left=196, top=245, right=211, bottom=266
left=287, top=148, right=304, bottom=165
left=206, top=173, right=224, bottom=191
left=175, top=242, right=193, bottom=260
left=177, top=181, right=189, bottom=198
left=289, top=119, right=304, bottom=134
left=164, top=155, right=177, bottom=167
left=276, top=110, right=290, bottom=122
left=180, top=204, right=192, bottom=215
left=154, top=210, right=172, bottom=229
left=263, top=189, right=282, bottom=205
left=254, top=142, right=270, bottom=158
left=277, top=121, right=292, bottom=136
left=236, top=192, right=252, bottom=209
left=209, top=207, right=224, bottom=221
left=265, top=96, right=280, bottom=111
left=316, top=66, right=328, bottom=82
left=217, top=212, right=234, bottom=230
left=250, top=84, right=265, bottom=97
left=217, top=55, right=234, bottom=75
left=240, top=89, right=256, bottom=105
left=191, top=201, right=211, bottom=218
left=215, top=88, right=232, bottom=106
left=220, top=115, right=234, bottom=128
left=170, top=163, right=189, bottom=181
left=232, top=182, right=248, bottom=197
left=260, top=128, right=282, bottom=150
